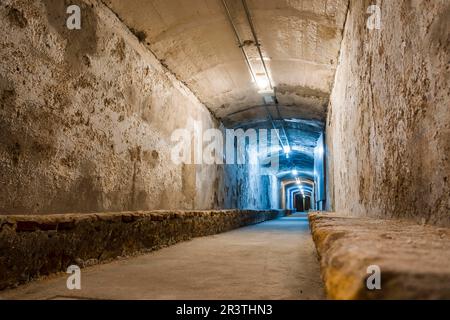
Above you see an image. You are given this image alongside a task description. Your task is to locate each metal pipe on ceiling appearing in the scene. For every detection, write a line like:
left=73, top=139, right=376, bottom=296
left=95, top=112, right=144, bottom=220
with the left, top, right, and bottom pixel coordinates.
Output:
left=222, top=0, right=295, bottom=162
left=241, top=1, right=291, bottom=153
left=274, top=102, right=291, bottom=151
left=222, top=0, right=286, bottom=153
left=221, top=0, right=257, bottom=84
left=263, top=105, right=286, bottom=151
left=241, top=0, right=273, bottom=90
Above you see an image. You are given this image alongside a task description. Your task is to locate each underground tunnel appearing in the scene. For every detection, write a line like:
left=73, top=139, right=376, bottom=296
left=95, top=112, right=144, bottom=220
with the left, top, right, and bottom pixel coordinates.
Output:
left=0, top=0, right=449, bottom=305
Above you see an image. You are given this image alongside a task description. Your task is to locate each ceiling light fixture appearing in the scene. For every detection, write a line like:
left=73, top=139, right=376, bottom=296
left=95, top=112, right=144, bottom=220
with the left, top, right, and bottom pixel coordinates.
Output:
left=255, top=75, right=270, bottom=92
left=283, top=145, right=291, bottom=155
left=241, top=0, right=273, bottom=93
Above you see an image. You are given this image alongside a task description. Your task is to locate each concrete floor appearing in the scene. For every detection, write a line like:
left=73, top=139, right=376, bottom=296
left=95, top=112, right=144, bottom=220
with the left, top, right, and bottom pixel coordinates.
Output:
left=0, top=213, right=325, bottom=300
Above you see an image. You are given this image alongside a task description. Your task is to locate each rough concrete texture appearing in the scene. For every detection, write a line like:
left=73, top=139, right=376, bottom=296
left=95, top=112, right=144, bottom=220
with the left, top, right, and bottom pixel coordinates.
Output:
left=309, top=212, right=450, bottom=300
left=104, top=0, right=349, bottom=121
left=0, top=0, right=226, bottom=214
left=220, top=163, right=279, bottom=210
left=326, top=0, right=450, bottom=226
left=1, top=213, right=324, bottom=300
left=0, top=209, right=285, bottom=290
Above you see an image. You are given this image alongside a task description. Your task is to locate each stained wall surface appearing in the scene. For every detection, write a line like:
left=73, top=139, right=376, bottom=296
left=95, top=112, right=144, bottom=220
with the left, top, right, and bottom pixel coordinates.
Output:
left=0, top=0, right=284, bottom=215
left=0, top=0, right=223, bottom=214
left=326, top=0, right=450, bottom=226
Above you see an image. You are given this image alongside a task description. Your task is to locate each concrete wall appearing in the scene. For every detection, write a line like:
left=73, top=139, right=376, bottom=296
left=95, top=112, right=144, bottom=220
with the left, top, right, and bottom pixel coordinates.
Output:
left=211, top=128, right=280, bottom=210
left=326, top=0, right=450, bottom=226
left=0, top=0, right=223, bottom=214
left=221, top=164, right=280, bottom=210
left=314, top=133, right=326, bottom=210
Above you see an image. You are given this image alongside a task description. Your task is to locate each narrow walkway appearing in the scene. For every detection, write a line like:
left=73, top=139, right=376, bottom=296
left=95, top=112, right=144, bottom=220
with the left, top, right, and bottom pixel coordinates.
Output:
left=0, top=213, right=325, bottom=300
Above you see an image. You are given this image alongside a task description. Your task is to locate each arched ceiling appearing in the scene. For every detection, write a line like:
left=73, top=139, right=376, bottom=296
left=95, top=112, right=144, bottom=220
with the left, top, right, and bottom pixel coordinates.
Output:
left=104, top=0, right=348, bottom=182
left=104, top=0, right=349, bottom=122
left=238, top=116, right=323, bottom=174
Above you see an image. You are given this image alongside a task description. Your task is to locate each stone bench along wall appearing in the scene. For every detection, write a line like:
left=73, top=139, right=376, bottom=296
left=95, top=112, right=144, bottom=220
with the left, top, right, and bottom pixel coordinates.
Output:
left=309, top=212, right=450, bottom=300
left=0, top=210, right=285, bottom=290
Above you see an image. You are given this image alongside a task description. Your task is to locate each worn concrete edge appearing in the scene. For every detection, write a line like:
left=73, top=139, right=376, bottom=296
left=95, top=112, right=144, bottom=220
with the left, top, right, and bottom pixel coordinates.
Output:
left=0, top=210, right=283, bottom=230
left=0, top=209, right=286, bottom=291
left=308, top=212, right=450, bottom=300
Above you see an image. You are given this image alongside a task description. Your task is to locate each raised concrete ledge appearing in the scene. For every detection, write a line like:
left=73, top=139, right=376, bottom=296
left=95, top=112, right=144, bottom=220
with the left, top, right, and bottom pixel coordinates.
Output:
left=309, top=212, right=450, bottom=300
left=0, top=210, right=285, bottom=290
